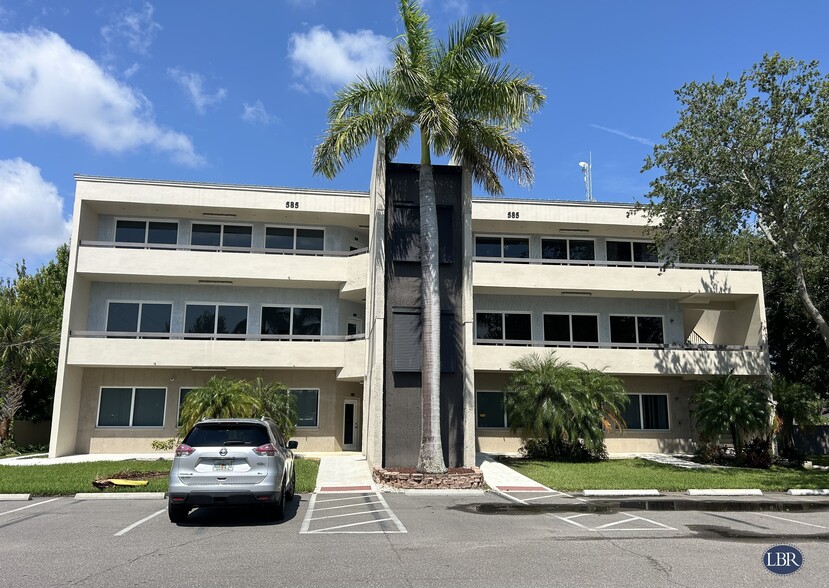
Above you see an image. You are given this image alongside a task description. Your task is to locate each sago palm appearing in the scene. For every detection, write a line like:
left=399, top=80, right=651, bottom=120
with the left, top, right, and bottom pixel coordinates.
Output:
left=313, top=0, right=545, bottom=473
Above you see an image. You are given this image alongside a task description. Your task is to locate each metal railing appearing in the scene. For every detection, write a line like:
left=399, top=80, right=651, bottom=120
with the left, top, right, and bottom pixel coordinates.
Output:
left=472, top=256, right=760, bottom=271
left=473, top=338, right=762, bottom=351
left=80, top=240, right=368, bottom=257
left=70, top=331, right=366, bottom=342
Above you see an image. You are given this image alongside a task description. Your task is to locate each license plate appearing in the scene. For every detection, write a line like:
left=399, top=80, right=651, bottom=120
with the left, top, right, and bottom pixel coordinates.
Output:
left=213, top=460, right=233, bottom=471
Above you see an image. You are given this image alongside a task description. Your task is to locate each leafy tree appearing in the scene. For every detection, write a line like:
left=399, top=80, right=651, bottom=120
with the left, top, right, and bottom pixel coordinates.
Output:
left=0, top=299, right=58, bottom=441
left=177, top=377, right=259, bottom=437
left=692, top=375, right=772, bottom=456
left=313, top=0, right=544, bottom=472
left=640, top=54, right=829, bottom=353
left=771, top=375, right=824, bottom=456
left=504, top=353, right=628, bottom=460
left=240, top=378, right=297, bottom=442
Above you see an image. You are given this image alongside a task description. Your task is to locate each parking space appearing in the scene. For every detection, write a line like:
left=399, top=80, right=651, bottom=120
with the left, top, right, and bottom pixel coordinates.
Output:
left=300, top=491, right=407, bottom=534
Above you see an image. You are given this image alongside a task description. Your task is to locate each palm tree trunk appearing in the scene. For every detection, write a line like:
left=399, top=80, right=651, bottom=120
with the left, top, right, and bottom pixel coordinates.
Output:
left=416, top=132, right=447, bottom=474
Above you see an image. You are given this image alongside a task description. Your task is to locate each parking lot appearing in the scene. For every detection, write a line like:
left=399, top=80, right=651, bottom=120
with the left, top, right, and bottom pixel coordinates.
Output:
left=1, top=493, right=827, bottom=587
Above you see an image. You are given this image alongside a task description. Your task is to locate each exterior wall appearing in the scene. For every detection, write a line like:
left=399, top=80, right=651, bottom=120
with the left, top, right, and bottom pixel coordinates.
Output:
left=474, top=372, right=697, bottom=454
left=73, top=368, right=362, bottom=453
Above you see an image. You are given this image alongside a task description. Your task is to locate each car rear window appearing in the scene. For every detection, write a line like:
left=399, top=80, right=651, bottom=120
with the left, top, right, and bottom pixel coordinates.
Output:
left=184, top=423, right=270, bottom=447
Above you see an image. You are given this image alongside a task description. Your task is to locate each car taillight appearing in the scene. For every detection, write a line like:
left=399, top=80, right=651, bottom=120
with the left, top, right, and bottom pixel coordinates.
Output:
left=175, top=443, right=195, bottom=457
left=253, top=443, right=276, bottom=456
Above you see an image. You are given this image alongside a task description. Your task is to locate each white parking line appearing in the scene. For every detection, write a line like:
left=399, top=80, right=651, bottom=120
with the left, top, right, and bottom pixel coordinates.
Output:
left=757, top=513, right=828, bottom=529
left=555, top=514, right=592, bottom=529
left=114, top=508, right=166, bottom=536
left=300, top=491, right=407, bottom=534
left=313, top=500, right=383, bottom=512
left=0, top=498, right=60, bottom=516
left=306, top=517, right=396, bottom=533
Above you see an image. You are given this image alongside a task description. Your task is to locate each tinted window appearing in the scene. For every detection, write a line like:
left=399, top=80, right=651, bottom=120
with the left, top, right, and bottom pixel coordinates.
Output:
left=543, top=314, right=570, bottom=342
left=623, top=394, right=642, bottom=429
left=541, top=239, right=567, bottom=260
left=572, top=315, right=599, bottom=342
left=184, top=423, right=271, bottom=447
left=98, top=388, right=132, bottom=426
left=633, top=242, right=658, bottom=263
left=140, top=303, right=172, bottom=333
left=217, top=305, right=247, bottom=335
left=185, top=304, right=216, bottom=333
left=568, top=240, right=595, bottom=261
left=293, top=307, right=322, bottom=336
left=291, top=389, right=319, bottom=428
left=642, top=395, right=669, bottom=429
left=610, top=316, right=637, bottom=343
left=132, top=388, right=165, bottom=427
left=637, top=317, right=664, bottom=345
left=115, top=220, right=146, bottom=243
left=504, top=314, right=532, bottom=341
left=191, top=224, right=221, bottom=247
left=223, top=226, right=252, bottom=248
left=261, top=307, right=291, bottom=335
left=475, top=237, right=501, bottom=258
left=107, top=302, right=139, bottom=333
left=296, top=229, right=324, bottom=251
left=476, top=313, right=503, bottom=340
left=266, top=227, right=294, bottom=249
left=503, top=238, right=529, bottom=259
left=606, top=241, right=632, bottom=262
left=147, top=222, right=177, bottom=245
left=477, top=391, right=506, bottom=428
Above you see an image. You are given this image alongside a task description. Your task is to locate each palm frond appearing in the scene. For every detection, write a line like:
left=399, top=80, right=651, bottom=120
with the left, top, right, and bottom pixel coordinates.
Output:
left=454, top=118, right=534, bottom=193
left=452, top=62, right=545, bottom=127
left=435, top=13, right=506, bottom=81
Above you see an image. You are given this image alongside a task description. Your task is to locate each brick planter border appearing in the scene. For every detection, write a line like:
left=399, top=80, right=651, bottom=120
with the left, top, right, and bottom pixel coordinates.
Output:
left=373, top=467, right=485, bottom=490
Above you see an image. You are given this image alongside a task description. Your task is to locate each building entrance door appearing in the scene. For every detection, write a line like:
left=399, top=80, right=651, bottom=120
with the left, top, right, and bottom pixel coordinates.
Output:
left=343, top=400, right=360, bottom=451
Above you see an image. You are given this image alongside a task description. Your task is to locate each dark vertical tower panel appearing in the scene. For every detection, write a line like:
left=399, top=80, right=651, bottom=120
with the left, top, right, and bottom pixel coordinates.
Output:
left=382, top=163, right=465, bottom=467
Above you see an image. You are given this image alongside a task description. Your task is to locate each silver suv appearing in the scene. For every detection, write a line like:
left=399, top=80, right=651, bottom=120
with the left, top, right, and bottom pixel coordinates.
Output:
left=168, top=418, right=298, bottom=523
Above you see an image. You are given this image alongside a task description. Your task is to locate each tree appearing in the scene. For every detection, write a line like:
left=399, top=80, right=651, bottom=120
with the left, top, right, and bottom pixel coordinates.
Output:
left=313, top=0, right=544, bottom=473
left=0, top=299, right=58, bottom=441
left=771, top=375, right=824, bottom=456
left=240, top=378, right=297, bottom=442
left=503, top=353, right=628, bottom=459
left=692, top=375, right=772, bottom=456
left=641, top=54, right=829, bottom=353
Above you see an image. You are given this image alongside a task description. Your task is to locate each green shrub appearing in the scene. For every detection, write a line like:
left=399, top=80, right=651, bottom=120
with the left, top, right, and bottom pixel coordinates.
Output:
left=151, top=438, right=177, bottom=451
left=519, top=438, right=607, bottom=461
left=741, top=437, right=772, bottom=469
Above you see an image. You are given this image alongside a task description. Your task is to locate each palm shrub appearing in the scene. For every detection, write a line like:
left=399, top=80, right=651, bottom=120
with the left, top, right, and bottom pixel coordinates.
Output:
left=504, top=353, right=628, bottom=461
left=313, top=0, right=544, bottom=473
left=692, top=375, right=772, bottom=459
left=177, top=377, right=259, bottom=437
left=240, top=378, right=297, bottom=441
left=771, top=375, right=823, bottom=460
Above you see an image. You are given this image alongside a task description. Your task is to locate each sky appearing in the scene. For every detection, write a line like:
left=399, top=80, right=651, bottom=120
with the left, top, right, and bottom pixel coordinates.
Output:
left=1, top=0, right=828, bottom=279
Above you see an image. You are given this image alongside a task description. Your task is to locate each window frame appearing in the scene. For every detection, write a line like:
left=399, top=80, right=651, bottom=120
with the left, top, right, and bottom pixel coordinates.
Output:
left=105, top=300, right=174, bottom=338
left=183, top=302, right=249, bottom=338
left=264, top=224, right=326, bottom=252
left=475, top=310, right=533, bottom=343
left=542, top=312, right=600, bottom=345
left=540, top=236, right=597, bottom=262
left=624, top=393, right=671, bottom=431
left=260, top=305, right=324, bottom=338
left=289, top=388, right=320, bottom=429
left=605, top=239, right=658, bottom=264
left=114, top=218, right=179, bottom=246
left=474, top=234, right=531, bottom=260
left=96, top=386, right=167, bottom=428
left=476, top=390, right=510, bottom=429
left=608, top=314, right=665, bottom=346
left=189, top=222, right=254, bottom=250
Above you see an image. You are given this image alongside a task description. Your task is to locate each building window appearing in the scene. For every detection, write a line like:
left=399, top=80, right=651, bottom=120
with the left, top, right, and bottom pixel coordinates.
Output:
left=265, top=226, right=325, bottom=251
left=391, top=309, right=456, bottom=372
left=289, top=389, right=319, bottom=428
left=476, top=312, right=532, bottom=342
left=606, top=240, right=658, bottom=263
left=115, top=219, right=178, bottom=246
left=609, top=315, right=664, bottom=345
left=623, top=394, right=669, bottom=430
left=391, top=204, right=454, bottom=262
left=541, top=238, right=595, bottom=261
left=261, top=306, right=322, bottom=338
left=191, top=224, right=252, bottom=249
left=185, top=304, right=248, bottom=338
left=97, top=387, right=166, bottom=427
left=543, top=314, right=599, bottom=344
left=477, top=391, right=511, bottom=428
left=106, top=302, right=172, bottom=338
left=475, top=236, right=529, bottom=260
left=177, top=388, right=195, bottom=427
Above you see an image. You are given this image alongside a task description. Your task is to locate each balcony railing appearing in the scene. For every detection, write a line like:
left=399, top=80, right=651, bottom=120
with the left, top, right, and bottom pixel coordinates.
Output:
left=472, top=256, right=759, bottom=271
left=71, top=331, right=365, bottom=342
left=80, top=240, right=368, bottom=257
left=473, top=338, right=762, bottom=351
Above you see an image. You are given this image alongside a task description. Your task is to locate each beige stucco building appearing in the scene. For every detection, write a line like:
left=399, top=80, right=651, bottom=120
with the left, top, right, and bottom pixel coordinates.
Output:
left=49, top=151, right=769, bottom=465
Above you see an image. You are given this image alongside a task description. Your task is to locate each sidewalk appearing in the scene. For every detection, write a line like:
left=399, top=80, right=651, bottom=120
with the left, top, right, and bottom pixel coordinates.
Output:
left=302, top=452, right=376, bottom=492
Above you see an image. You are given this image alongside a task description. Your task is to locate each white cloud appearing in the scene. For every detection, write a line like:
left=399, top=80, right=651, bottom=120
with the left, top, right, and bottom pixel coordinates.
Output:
left=242, top=100, right=279, bottom=125
left=168, top=68, right=227, bottom=114
left=288, top=25, right=391, bottom=93
left=589, top=124, right=654, bottom=146
left=0, top=29, right=202, bottom=166
left=0, top=158, right=71, bottom=267
left=101, top=2, right=161, bottom=56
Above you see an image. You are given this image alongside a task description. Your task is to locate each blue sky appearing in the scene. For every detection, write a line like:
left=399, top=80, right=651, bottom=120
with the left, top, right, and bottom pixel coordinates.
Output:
left=1, top=0, right=828, bottom=278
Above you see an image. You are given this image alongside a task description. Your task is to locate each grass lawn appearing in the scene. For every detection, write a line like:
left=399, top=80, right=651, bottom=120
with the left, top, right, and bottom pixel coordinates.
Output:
left=507, top=458, right=829, bottom=492
left=0, top=457, right=320, bottom=497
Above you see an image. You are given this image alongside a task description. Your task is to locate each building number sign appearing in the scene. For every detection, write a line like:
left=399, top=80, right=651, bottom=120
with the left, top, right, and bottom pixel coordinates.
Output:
left=286, top=201, right=300, bottom=209
left=507, top=211, right=519, bottom=219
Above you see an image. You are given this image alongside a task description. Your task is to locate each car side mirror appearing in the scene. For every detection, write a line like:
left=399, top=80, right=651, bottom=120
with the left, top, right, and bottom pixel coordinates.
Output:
left=287, top=440, right=298, bottom=449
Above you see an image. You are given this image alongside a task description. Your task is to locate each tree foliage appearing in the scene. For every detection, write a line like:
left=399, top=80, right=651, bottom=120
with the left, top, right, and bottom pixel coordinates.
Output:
left=771, top=375, right=824, bottom=456
left=640, top=53, right=829, bottom=352
left=313, top=0, right=544, bottom=473
left=504, top=353, right=628, bottom=460
left=692, top=375, right=772, bottom=456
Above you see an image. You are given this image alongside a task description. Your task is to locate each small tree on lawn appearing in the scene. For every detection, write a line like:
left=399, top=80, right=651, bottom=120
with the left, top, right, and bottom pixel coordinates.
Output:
left=504, top=353, right=628, bottom=460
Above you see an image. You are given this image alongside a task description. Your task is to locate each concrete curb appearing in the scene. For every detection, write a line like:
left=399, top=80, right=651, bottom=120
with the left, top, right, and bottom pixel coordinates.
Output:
left=687, top=489, right=763, bottom=496
left=400, top=489, right=486, bottom=496
left=787, top=489, right=829, bottom=496
left=74, top=492, right=166, bottom=500
left=0, top=494, right=31, bottom=501
left=583, top=489, right=660, bottom=497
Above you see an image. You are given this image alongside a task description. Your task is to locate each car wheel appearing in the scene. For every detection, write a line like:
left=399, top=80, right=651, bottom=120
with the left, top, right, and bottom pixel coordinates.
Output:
left=286, top=469, right=296, bottom=502
left=265, top=482, right=286, bottom=522
left=168, top=501, right=189, bottom=523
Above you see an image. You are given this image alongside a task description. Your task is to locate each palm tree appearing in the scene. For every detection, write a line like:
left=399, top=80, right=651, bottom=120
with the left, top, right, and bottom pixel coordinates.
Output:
left=692, top=375, right=772, bottom=456
left=313, top=0, right=545, bottom=473
left=771, top=375, right=823, bottom=457
left=504, top=353, right=628, bottom=459
left=0, top=300, right=57, bottom=442
left=178, top=377, right=259, bottom=436
left=240, top=378, right=297, bottom=442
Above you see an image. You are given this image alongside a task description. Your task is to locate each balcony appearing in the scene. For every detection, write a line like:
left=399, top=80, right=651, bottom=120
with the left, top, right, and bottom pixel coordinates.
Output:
left=473, top=258, right=764, bottom=298
left=472, top=339, right=768, bottom=377
left=66, top=332, right=367, bottom=381
left=75, top=241, right=367, bottom=298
